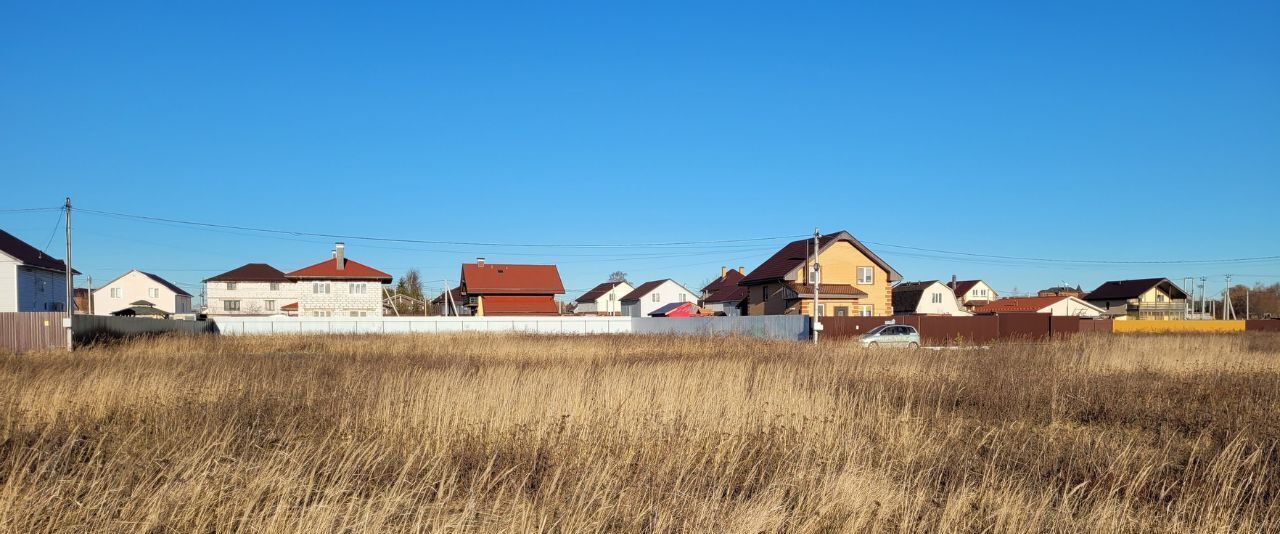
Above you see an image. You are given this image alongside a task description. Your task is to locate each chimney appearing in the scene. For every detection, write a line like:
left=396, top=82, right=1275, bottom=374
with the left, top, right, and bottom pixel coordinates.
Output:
left=476, top=257, right=485, bottom=267
left=738, top=266, right=745, bottom=274
left=335, top=242, right=346, bottom=270
left=721, top=266, right=727, bottom=279
left=950, top=274, right=957, bottom=290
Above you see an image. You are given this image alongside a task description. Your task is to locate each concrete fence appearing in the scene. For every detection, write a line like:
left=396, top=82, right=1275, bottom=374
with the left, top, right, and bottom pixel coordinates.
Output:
left=212, top=315, right=810, bottom=341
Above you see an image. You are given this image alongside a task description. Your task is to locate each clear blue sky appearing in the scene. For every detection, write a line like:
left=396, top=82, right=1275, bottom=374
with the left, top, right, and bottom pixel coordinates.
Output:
left=3, top=1, right=1278, bottom=301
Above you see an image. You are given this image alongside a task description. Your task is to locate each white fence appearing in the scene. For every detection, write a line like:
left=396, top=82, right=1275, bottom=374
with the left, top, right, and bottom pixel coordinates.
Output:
left=211, top=316, right=809, bottom=341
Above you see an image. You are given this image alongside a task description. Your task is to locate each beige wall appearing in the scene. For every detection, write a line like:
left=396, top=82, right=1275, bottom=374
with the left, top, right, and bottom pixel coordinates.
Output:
left=93, top=270, right=192, bottom=315
left=746, top=240, right=894, bottom=317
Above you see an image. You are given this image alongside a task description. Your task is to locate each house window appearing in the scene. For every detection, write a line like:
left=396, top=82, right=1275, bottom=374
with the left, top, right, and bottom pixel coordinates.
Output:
left=110, top=288, right=122, bottom=298
left=857, top=267, right=874, bottom=285
left=834, top=306, right=849, bottom=317
left=312, top=310, right=331, bottom=317
left=224, top=300, right=241, bottom=311
left=816, top=304, right=826, bottom=316
left=226, top=282, right=237, bottom=290
left=349, top=283, right=367, bottom=294
left=148, top=288, right=160, bottom=299
left=931, top=293, right=943, bottom=304
left=652, top=293, right=660, bottom=302
left=313, top=283, right=330, bottom=294
left=1156, top=294, right=1166, bottom=303
left=856, top=304, right=874, bottom=316
left=349, top=311, right=368, bottom=317
left=270, top=282, right=280, bottom=291
left=264, top=300, right=276, bottom=311
left=678, top=293, right=686, bottom=302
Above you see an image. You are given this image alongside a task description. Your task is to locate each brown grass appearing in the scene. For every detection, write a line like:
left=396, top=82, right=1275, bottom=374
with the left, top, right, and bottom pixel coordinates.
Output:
left=2, top=333, right=1279, bottom=532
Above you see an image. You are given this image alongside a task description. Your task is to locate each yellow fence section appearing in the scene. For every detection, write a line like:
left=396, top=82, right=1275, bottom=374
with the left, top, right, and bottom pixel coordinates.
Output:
left=1112, top=320, right=1246, bottom=334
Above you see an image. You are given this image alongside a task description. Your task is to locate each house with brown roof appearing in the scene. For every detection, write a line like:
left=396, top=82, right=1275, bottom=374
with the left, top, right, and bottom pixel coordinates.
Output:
left=974, top=296, right=1105, bottom=317
left=92, top=269, right=194, bottom=316
left=1038, top=285, right=1084, bottom=298
left=0, top=228, right=77, bottom=312
left=204, top=263, right=295, bottom=316
left=892, top=281, right=970, bottom=316
left=1084, top=278, right=1188, bottom=320
left=459, top=258, right=564, bottom=316
left=204, top=243, right=392, bottom=317
left=573, top=280, right=634, bottom=316
left=739, top=231, right=901, bottom=317
left=947, top=277, right=998, bottom=311
left=700, top=266, right=745, bottom=301
left=619, top=279, right=697, bottom=317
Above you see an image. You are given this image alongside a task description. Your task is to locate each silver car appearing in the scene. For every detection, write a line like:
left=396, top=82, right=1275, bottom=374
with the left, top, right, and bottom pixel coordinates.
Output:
left=858, top=324, right=921, bottom=349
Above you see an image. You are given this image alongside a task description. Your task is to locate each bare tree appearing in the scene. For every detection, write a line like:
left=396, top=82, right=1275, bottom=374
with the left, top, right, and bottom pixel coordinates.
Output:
left=608, top=271, right=628, bottom=283
left=393, top=268, right=426, bottom=315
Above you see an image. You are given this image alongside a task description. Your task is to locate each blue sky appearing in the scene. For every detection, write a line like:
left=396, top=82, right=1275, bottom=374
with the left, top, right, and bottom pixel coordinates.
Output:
left=2, top=1, right=1278, bottom=300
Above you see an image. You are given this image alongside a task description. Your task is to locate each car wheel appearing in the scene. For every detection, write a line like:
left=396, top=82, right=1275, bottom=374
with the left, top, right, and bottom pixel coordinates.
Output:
left=868, top=342, right=879, bottom=348
left=908, top=342, right=919, bottom=349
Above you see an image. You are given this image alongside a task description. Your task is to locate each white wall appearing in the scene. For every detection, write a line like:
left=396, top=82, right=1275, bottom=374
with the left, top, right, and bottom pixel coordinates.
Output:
left=960, top=281, right=997, bottom=303
left=297, top=280, right=386, bottom=317
left=1040, top=297, right=1104, bottom=317
left=211, top=315, right=810, bottom=340
left=0, top=259, right=16, bottom=312
left=575, top=282, right=633, bottom=315
left=912, top=282, right=970, bottom=316
left=621, top=280, right=697, bottom=317
left=206, top=280, right=298, bottom=315
left=93, top=270, right=190, bottom=315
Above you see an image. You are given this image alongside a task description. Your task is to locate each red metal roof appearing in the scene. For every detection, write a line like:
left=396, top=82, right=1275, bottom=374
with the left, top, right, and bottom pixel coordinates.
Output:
left=973, top=296, right=1068, bottom=314
left=286, top=258, right=392, bottom=281
left=461, top=263, right=564, bottom=295
left=280, top=302, right=298, bottom=311
left=481, top=295, right=560, bottom=315
left=649, top=302, right=695, bottom=317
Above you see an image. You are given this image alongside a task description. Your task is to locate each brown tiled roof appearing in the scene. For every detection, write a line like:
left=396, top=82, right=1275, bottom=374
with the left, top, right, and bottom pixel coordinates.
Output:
left=0, top=228, right=78, bottom=274
left=205, top=263, right=291, bottom=283
left=740, top=231, right=900, bottom=285
left=461, top=263, right=564, bottom=295
left=705, top=284, right=748, bottom=304
left=783, top=282, right=868, bottom=298
left=1084, top=278, right=1187, bottom=301
left=288, top=257, right=393, bottom=282
left=974, top=296, right=1069, bottom=314
left=619, top=280, right=669, bottom=302
left=701, top=269, right=744, bottom=295
left=481, top=295, right=559, bottom=315
left=575, top=281, right=627, bottom=303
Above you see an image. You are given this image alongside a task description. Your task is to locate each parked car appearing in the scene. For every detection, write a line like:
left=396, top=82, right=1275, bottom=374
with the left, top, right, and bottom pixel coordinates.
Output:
left=858, top=324, right=921, bottom=348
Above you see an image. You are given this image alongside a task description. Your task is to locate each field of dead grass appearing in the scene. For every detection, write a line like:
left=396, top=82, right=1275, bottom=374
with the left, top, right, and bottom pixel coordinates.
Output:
left=2, top=333, right=1279, bottom=532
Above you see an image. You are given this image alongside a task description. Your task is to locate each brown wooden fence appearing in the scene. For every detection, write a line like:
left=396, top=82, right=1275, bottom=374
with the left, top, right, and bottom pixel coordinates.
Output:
left=821, top=315, right=1113, bottom=345
left=0, top=312, right=66, bottom=353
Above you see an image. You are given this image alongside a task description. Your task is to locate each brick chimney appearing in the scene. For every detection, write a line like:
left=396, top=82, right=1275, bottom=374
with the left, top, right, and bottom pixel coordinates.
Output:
left=476, top=257, right=485, bottom=267
left=720, top=266, right=727, bottom=279
left=738, top=266, right=745, bottom=274
left=335, top=242, right=346, bottom=271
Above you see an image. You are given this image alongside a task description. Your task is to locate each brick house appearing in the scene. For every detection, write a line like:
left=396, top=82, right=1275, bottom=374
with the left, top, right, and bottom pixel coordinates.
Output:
left=459, top=258, right=564, bottom=316
left=204, top=243, right=392, bottom=317
left=740, top=231, right=901, bottom=317
left=204, top=263, right=296, bottom=316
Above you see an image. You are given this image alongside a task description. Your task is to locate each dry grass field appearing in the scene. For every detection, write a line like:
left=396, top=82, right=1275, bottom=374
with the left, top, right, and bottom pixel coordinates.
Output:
left=2, top=334, right=1279, bottom=533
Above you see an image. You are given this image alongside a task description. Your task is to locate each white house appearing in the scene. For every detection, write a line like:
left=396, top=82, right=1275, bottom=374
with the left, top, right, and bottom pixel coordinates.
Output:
left=572, top=280, right=634, bottom=316
left=92, top=270, right=193, bottom=315
left=974, top=296, right=1106, bottom=317
left=0, top=229, right=75, bottom=312
left=204, top=263, right=297, bottom=316
left=619, top=279, right=697, bottom=318
left=949, top=278, right=998, bottom=311
left=892, top=281, right=971, bottom=316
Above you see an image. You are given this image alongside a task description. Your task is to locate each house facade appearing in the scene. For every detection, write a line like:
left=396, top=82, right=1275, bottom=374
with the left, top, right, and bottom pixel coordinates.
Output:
left=0, top=229, right=75, bottom=312
left=459, top=259, right=564, bottom=316
left=949, top=279, right=998, bottom=311
left=573, top=280, right=634, bottom=316
left=974, top=296, right=1105, bottom=317
left=204, top=263, right=297, bottom=316
left=892, top=281, right=970, bottom=316
left=1084, top=278, right=1188, bottom=320
left=740, top=231, right=901, bottom=317
left=619, top=279, right=697, bottom=317
left=92, top=270, right=193, bottom=315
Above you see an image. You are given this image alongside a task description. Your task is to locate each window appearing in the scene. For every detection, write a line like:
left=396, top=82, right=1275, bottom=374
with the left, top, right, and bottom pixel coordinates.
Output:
left=652, top=293, right=660, bottom=302
left=148, top=288, right=160, bottom=299
left=226, top=282, right=237, bottom=290
left=834, top=306, right=849, bottom=317
left=269, top=283, right=280, bottom=291
left=349, top=283, right=367, bottom=294
left=264, top=300, right=275, bottom=311
left=350, top=311, right=368, bottom=317
left=224, top=300, right=241, bottom=311
left=931, top=293, right=943, bottom=304
left=856, top=304, right=874, bottom=316
left=1156, top=294, right=1166, bottom=303
left=313, top=283, right=330, bottom=294
left=857, top=267, right=874, bottom=285
left=678, top=293, right=686, bottom=302
left=311, top=310, right=331, bottom=317
left=816, top=304, right=826, bottom=316
left=110, top=288, right=122, bottom=298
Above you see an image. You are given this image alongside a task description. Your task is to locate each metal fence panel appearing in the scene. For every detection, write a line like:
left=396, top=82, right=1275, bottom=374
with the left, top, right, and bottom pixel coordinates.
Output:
left=0, top=312, right=65, bottom=353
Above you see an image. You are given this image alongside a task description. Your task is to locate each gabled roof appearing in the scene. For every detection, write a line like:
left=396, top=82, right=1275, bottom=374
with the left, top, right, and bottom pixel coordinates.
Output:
left=892, top=281, right=944, bottom=313
left=619, top=279, right=694, bottom=302
left=461, top=263, right=564, bottom=295
left=480, top=295, right=560, bottom=315
left=0, top=228, right=78, bottom=274
left=701, top=269, right=745, bottom=295
left=287, top=258, right=393, bottom=282
left=705, top=284, right=748, bottom=304
left=1084, top=278, right=1187, bottom=301
left=973, top=296, right=1100, bottom=314
left=575, top=281, right=630, bottom=303
left=205, top=263, right=291, bottom=283
left=139, top=271, right=193, bottom=297
left=648, top=302, right=693, bottom=317
left=950, top=280, right=981, bottom=296
left=740, top=231, right=901, bottom=285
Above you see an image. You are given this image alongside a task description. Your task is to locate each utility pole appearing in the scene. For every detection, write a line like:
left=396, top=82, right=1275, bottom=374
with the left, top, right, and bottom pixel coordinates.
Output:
left=1224, top=275, right=1234, bottom=320
left=86, top=275, right=93, bottom=315
left=1182, top=277, right=1193, bottom=319
left=1198, top=277, right=1207, bottom=320
left=811, top=228, right=821, bottom=345
left=1245, top=286, right=1250, bottom=320
left=63, top=197, right=73, bottom=351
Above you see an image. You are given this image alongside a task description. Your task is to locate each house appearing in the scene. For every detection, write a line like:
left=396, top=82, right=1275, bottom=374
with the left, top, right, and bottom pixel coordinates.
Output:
left=92, top=270, right=193, bottom=316
left=285, top=243, right=393, bottom=317
left=648, top=302, right=696, bottom=317
left=1038, top=285, right=1084, bottom=298
left=459, top=258, right=564, bottom=316
left=0, top=228, right=77, bottom=312
left=974, top=296, right=1106, bottom=317
left=700, top=266, right=745, bottom=302
left=573, top=280, right=634, bottom=316
left=947, top=277, right=998, bottom=311
left=703, top=284, right=748, bottom=316
left=619, top=279, right=697, bottom=317
left=740, top=231, right=901, bottom=317
left=204, top=263, right=296, bottom=316
left=1084, top=278, right=1188, bottom=320
left=892, top=281, right=970, bottom=316
left=430, top=286, right=470, bottom=316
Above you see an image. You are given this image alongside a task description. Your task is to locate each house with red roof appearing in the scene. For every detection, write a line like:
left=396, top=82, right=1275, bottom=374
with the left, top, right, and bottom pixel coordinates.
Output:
left=203, top=243, right=392, bottom=317
left=459, top=258, right=564, bottom=316
left=973, top=296, right=1105, bottom=317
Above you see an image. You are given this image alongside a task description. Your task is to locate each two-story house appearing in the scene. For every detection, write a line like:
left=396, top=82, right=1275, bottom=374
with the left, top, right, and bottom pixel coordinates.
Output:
left=1084, top=278, right=1188, bottom=320
left=573, top=280, right=634, bottom=316
left=459, top=259, right=564, bottom=316
left=0, top=228, right=76, bottom=312
left=739, top=231, right=901, bottom=317
left=92, top=270, right=193, bottom=315
left=948, top=278, right=998, bottom=312
left=619, top=279, right=697, bottom=317
left=204, top=243, right=392, bottom=317
left=204, top=263, right=296, bottom=316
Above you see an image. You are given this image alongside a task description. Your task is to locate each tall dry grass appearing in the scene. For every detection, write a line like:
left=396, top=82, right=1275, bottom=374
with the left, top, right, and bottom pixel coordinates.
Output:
left=2, top=333, right=1279, bottom=532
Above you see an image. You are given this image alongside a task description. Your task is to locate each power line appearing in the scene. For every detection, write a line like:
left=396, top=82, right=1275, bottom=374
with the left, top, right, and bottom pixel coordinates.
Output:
left=0, top=206, right=62, bottom=213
